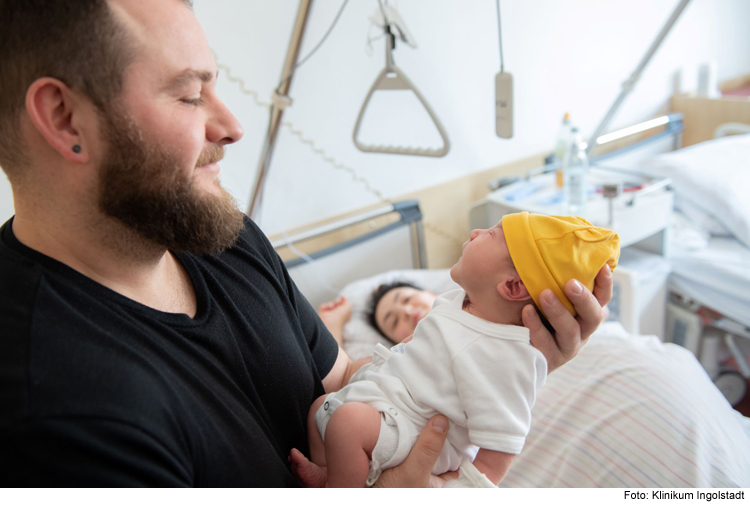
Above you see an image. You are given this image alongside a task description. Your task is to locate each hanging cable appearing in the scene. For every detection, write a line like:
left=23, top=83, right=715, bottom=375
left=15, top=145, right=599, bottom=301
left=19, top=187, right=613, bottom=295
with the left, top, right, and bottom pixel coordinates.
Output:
left=276, top=0, right=351, bottom=93
left=212, top=5, right=467, bottom=249
left=281, top=229, right=341, bottom=295
left=377, top=0, right=390, bottom=26
left=496, top=0, right=504, bottom=72
left=214, top=54, right=466, bottom=249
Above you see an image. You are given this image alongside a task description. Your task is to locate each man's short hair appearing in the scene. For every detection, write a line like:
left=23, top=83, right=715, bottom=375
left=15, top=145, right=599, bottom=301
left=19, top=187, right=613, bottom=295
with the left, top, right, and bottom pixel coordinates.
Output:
left=0, top=0, right=193, bottom=180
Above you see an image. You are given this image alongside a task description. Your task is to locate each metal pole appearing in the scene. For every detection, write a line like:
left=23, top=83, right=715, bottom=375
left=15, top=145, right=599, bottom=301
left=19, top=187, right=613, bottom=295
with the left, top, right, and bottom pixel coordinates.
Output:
left=586, top=0, right=691, bottom=156
left=248, top=0, right=313, bottom=220
left=413, top=220, right=428, bottom=269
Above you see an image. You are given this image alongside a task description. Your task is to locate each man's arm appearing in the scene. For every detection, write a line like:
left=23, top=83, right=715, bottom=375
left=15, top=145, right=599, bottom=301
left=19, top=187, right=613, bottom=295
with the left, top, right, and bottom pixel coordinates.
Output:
left=321, top=329, right=420, bottom=393
left=522, top=264, right=613, bottom=371
left=0, top=418, right=192, bottom=486
left=321, top=346, right=371, bottom=394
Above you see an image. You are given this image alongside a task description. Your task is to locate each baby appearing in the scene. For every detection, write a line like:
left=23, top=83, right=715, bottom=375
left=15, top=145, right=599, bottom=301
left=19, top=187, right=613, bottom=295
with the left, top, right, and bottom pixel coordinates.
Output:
left=298, top=212, right=619, bottom=487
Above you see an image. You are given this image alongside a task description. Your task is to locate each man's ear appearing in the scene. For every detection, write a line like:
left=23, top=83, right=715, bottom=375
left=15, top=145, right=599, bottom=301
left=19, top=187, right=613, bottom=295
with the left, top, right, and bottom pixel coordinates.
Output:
left=25, top=77, right=90, bottom=164
left=497, top=275, right=532, bottom=302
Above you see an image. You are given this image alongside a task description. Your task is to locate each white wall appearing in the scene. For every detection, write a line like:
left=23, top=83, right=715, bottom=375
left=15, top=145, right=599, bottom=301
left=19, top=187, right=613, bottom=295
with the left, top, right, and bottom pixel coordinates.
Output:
left=0, top=174, right=11, bottom=222
left=2, top=0, right=749, bottom=233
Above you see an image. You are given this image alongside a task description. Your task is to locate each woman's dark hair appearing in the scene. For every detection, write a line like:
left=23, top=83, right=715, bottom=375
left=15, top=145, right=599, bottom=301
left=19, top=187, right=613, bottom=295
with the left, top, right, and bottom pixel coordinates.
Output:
left=367, top=281, right=421, bottom=341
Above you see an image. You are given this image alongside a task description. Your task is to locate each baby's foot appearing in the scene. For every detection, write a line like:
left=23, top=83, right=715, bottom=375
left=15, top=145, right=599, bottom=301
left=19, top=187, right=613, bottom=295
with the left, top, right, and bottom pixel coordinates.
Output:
left=289, top=448, right=328, bottom=488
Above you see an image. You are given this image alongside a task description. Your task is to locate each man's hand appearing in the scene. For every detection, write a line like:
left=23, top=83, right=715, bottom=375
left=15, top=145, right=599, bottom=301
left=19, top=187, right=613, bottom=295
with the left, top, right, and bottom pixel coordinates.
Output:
left=372, top=415, right=455, bottom=488
left=522, top=264, right=613, bottom=372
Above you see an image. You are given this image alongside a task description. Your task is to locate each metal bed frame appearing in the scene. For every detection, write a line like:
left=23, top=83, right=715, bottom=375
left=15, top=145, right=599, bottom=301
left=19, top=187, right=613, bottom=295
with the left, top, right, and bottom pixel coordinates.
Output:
left=271, top=199, right=427, bottom=270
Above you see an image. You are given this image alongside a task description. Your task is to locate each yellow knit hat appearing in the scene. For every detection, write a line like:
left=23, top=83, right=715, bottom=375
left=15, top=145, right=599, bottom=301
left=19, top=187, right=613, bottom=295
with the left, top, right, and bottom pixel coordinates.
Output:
left=502, top=212, right=620, bottom=317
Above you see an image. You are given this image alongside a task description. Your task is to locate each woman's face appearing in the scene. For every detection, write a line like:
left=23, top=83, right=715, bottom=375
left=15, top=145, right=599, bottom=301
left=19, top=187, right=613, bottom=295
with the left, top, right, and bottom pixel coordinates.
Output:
left=374, top=287, right=438, bottom=343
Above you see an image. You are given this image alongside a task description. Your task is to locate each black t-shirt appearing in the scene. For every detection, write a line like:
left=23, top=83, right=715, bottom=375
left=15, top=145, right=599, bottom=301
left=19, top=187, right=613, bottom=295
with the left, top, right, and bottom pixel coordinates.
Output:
left=0, top=217, right=339, bottom=486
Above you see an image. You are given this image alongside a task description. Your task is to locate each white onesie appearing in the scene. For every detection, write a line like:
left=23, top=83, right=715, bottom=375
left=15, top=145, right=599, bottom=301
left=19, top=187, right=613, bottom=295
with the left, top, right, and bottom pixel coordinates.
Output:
left=315, top=289, right=547, bottom=484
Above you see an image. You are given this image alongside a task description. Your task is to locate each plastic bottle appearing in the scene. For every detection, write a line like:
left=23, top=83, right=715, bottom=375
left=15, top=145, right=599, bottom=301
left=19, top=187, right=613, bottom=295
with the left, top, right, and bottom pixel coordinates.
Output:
left=554, top=113, right=572, bottom=188
left=563, top=127, right=588, bottom=215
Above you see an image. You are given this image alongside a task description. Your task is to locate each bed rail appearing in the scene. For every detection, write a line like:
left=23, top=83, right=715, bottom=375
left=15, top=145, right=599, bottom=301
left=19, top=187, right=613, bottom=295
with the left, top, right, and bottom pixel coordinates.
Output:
left=271, top=200, right=427, bottom=270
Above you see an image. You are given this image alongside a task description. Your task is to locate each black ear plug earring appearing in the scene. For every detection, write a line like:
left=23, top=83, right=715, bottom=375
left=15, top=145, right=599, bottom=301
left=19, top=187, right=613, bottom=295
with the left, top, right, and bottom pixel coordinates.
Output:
left=72, top=145, right=81, bottom=154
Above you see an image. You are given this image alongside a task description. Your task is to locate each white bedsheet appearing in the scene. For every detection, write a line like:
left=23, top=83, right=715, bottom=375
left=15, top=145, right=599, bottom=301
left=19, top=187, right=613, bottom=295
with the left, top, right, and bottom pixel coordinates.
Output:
left=668, top=235, right=750, bottom=328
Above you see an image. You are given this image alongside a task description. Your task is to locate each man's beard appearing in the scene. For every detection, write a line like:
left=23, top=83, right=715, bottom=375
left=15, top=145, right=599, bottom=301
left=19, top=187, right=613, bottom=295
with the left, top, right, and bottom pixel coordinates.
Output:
left=97, top=110, right=245, bottom=255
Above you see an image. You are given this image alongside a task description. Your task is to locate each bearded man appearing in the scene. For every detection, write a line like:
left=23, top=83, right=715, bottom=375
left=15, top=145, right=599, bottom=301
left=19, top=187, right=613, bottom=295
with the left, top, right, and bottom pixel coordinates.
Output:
left=0, top=0, right=612, bottom=486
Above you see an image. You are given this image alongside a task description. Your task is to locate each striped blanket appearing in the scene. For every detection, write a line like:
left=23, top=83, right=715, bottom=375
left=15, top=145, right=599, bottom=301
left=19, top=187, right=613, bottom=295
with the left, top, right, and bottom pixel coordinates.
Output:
left=502, top=323, right=750, bottom=488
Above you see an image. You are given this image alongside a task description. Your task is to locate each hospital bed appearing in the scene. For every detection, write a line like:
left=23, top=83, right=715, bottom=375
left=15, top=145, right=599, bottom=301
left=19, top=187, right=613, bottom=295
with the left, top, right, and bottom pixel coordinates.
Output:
left=271, top=179, right=750, bottom=487
left=637, top=126, right=750, bottom=405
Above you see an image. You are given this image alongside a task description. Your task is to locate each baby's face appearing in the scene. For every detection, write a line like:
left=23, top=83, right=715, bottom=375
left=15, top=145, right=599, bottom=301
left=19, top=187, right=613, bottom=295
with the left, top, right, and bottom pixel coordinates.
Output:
left=450, top=221, right=514, bottom=294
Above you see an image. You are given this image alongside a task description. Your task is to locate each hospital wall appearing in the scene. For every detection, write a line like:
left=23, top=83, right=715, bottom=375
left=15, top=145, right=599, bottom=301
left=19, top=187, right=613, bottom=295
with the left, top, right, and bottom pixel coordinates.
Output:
left=2, top=0, right=750, bottom=240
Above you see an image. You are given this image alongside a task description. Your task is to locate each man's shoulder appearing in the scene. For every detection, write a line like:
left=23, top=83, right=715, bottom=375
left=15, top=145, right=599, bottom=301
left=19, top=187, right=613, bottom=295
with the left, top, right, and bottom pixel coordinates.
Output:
left=0, top=219, right=51, bottom=316
left=0, top=237, right=46, bottom=359
left=0, top=233, right=45, bottom=295
left=0, top=252, right=178, bottom=432
left=233, top=216, right=271, bottom=251
left=216, top=215, right=281, bottom=270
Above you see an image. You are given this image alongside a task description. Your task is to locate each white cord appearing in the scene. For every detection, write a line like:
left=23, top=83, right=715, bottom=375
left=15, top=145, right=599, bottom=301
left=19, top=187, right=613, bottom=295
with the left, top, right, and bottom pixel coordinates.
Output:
left=211, top=52, right=466, bottom=249
left=495, top=0, right=504, bottom=72
left=215, top=56, right=272, bottom=109
left=366, top=27, right=387, bottom=57
left=377, top=0, right=390, bottom=26
left=276, top=0, right=351, bottom=93
left=281, top=230, right=341, bottom=295
left=281, top=120, right=386, bottom=201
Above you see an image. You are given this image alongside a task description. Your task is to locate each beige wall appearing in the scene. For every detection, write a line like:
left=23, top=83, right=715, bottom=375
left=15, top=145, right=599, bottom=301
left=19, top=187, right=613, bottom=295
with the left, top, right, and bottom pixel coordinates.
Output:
left=671, top=78, right=750, bottom=146
left=273, top=152, right=546, bottom=270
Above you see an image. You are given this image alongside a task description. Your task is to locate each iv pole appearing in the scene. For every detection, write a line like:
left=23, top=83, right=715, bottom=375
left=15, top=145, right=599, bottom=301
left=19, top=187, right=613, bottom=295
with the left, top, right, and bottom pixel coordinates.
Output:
left=586, top=0, right=691, bottom=157
left=248, top=0, right=313, bottom=220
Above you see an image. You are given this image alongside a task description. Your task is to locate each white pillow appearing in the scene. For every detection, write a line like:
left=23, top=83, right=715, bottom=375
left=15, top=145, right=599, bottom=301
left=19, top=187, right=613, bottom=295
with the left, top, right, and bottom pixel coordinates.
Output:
left=674, top=197, right=732, bottom=237
left=339, top=269, right=458, bottom=360
left=639, top=134, right=750, bottom=247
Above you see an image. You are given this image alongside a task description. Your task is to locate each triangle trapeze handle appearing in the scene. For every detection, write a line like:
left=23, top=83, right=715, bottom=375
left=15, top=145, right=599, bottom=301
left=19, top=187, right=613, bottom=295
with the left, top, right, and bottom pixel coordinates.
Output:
left=352, top=56, right=450, bottom=158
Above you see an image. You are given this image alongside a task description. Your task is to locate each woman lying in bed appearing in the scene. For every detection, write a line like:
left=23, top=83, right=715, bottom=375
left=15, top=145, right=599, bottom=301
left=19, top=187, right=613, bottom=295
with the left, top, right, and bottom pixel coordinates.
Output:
left=318, top=281, right=434, bottom=346
left=317, top=270, right=750, bottom=488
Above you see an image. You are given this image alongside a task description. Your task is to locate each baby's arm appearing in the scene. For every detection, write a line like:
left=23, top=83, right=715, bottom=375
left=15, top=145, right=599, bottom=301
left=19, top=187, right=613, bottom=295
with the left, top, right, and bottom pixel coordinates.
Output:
left=471, top=448, right=515, bottom=485
left=451, top=337, right=546, bottom=485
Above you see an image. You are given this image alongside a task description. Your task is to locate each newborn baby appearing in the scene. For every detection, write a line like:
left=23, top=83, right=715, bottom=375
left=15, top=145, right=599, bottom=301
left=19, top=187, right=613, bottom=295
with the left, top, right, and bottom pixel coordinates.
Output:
left=298, top=212, right=620, bottom=487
